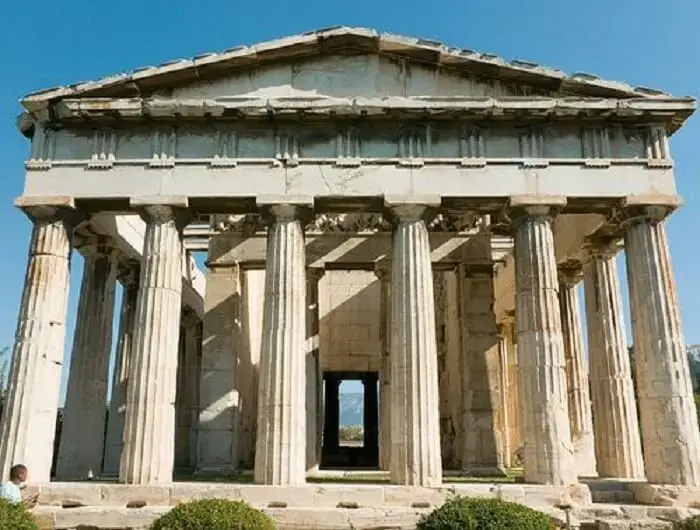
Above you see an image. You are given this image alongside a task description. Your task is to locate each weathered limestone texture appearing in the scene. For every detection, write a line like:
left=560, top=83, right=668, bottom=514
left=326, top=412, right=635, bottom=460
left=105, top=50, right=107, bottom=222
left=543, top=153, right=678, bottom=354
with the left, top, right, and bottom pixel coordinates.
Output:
left=174, top=310, right=201, bottom=470
left=0, top=210, right=74, bottom=483
left=56, top=242, right=117, bottom=480
left=625, top=213, right=700, bottom=485
left=434, top=268, right=463, bottom=470
left=120, top=205, right=187, bottom=484
left=513, top=206, right=576, bottom=485
left=461, top=260, right=503, bottom=476
left=496, top=329, right=511, bottom=469
left=103, top=265, right=139, bottom=476
left=558, top=268, right=597, bottom=477
left=319, top=270, right=381, bottom=373
left=306, top=268, right=324, bottom=472
left=237, top=268, right=264, bottom=469
left=375, top=265, right=392, bottom=471
left=254, top=205, right=307, bottom=485
left=389, top=204, right=442, bottom=486
left=197, top=263, right=240, bottom=474
left=503, top=323, right=522, bottom=466
left=584, top=244, right=644, bottom=479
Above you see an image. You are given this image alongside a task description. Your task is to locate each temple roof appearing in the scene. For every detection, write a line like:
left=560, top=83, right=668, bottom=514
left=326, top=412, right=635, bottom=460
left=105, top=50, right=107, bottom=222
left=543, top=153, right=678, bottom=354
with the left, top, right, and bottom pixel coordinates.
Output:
left=20, top=26, right=682, bottom=113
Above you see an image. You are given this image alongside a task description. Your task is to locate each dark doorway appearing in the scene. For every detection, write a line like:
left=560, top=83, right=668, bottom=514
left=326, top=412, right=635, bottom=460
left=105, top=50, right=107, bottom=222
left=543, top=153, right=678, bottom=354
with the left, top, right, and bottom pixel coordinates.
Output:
left=321, top=371, right=379, bottom=469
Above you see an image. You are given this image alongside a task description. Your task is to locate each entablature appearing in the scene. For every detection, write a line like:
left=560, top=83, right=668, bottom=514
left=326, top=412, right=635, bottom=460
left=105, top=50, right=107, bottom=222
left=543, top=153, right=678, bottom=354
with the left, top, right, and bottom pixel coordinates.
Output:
left=24, top=99, right=683, bottom=171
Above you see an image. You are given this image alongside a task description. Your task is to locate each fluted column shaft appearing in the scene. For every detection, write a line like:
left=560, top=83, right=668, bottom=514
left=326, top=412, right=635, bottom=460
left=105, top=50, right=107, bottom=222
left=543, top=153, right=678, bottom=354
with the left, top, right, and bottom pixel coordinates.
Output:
left=57, top=242, right=117, bottom=480
left=0, top=211, right=74, bottom=483
left=558, top=270, right=597, bottom=477
left=513, top=207, right=575, bottom=485
left=306, top=268, right=324, bottom=473
left=389, top=205, right=442, bottom=486
left=103, top=266, right=139, bottom=476
left=625, top=215, right=700, bottom=485
left=175, top=310, right=201, bottom=470
left=375, top=266, right=392, bottom=471
left=120, top=205, right=187, bottom=484
left=254, top=205, right=307, bottom=485
left=584, top=247, right=644, bottom=479
left=497, top=330, right=511, bottom=469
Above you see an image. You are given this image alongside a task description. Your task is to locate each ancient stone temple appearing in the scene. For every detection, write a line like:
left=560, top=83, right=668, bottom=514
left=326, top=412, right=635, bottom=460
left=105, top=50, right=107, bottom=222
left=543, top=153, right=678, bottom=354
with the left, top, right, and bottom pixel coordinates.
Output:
left=3, top=27, right=700, bottom=519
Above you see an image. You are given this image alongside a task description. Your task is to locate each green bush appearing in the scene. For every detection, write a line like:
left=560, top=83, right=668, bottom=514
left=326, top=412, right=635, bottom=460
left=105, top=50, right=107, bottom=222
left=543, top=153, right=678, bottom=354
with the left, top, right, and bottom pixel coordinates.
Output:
left=151, top=498, right=275, bottom=530
left=0, top=499, right=38, bottom=530
left=675, top=515, right=700, bottom=529
left=417, top=497, right=554, bottom=530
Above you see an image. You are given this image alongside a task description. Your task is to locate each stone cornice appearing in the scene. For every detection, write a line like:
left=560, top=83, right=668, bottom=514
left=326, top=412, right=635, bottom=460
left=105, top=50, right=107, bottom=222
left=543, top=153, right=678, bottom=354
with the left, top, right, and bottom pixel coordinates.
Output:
left=44, top=96, right=694, bottom=126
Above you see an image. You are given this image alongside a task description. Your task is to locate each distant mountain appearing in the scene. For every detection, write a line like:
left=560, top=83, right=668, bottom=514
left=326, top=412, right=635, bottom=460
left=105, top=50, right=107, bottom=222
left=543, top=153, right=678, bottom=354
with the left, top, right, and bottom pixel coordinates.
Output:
left=339, top=393, right=364, bottom=426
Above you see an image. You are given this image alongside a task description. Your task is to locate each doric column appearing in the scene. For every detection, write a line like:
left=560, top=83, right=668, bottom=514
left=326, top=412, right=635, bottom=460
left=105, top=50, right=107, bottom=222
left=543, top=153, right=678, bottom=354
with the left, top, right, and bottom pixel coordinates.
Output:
left=512, top=203, right=575, bottom=485
left=388, top=202, right=442, bottom=486
left=558, top=265, right=597, bottom=477
left=102, top=262, right=139, bottom=477
left=0, top=203, right=76, bottom=483
left=583, top=241, right=644, bottom=479
left=306, top=267, right=325, bottom=473
left=120, top=204, right=189, bottom=484
left=496, top=326, right=511, bottom=469
left=624, top=209, right=700, bottom=485
left=374, top=264, right=391, bottom=471
left=254, top=203, right=308, bottom=485
left=175, top=310, right=201, bottom=470
left=56, top=238, right=118, bottom=480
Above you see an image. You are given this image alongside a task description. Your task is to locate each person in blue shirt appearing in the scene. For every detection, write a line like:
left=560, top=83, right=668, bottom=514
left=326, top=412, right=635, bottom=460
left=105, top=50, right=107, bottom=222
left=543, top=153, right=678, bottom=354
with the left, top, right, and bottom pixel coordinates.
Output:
left=0, top=464, right=31, bottom=506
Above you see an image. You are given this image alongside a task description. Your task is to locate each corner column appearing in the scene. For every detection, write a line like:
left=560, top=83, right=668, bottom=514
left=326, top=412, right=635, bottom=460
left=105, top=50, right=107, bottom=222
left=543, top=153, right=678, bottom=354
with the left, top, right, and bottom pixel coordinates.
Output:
left=558, top=265, right=597, bottom=477
left=0, top=203, right=76, bottom=483
left=583, top=241, right=644, bottom=479
left=120, top=203, right=189, bottom=484
left=102, top=261, right=140, bottom=476
left=624, top=209, right=700, bottom=485
left=306, top=267, right=325, bottom=473
left=512, top=203, right=575, bottom=485
left=254, top=203, right=308, bottom=485
left=388, top=201, right=442, bottom=486
left=56, top=239, right=118, bottom=480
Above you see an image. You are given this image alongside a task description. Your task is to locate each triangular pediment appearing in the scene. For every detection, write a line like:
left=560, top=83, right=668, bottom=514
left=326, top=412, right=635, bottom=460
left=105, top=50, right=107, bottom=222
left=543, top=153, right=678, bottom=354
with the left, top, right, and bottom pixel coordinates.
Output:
left=21, top=26, right=674, bottom=113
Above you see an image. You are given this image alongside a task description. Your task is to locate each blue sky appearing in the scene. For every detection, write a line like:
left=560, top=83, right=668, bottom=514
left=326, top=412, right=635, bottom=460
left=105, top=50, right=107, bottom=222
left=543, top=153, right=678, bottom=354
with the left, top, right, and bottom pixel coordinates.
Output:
left=1, top=0, right=699, bottom=402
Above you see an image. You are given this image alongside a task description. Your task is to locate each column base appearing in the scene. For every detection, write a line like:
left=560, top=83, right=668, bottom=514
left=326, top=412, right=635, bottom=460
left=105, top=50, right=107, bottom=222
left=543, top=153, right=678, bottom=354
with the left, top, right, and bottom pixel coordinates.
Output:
left=629, top=483, right=700, bottom=508
left=461, top=465, right=509, bottom=478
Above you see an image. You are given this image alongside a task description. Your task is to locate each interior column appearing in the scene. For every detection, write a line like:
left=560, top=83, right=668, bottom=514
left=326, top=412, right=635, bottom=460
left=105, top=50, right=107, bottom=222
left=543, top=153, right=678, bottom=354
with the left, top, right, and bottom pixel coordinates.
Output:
left=306, top=267, right=325, bottom=473
left=103, top=262, right=139, bottom=476
left=56, top=238, right=117, bottom=480
left=558, top=265, right=597, bottom=477
left=584, top=241, right=644, bottom=479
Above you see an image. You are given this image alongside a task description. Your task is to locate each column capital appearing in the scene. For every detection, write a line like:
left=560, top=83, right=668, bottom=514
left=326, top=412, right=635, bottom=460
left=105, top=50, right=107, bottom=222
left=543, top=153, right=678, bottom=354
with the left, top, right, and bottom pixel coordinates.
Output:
left=257, top=197, right=314, bottom=225
left=181, top=309, right=201, bottom=329
left=383, top=195, right=441, bottom=224
left=76, top=234, right=120, bottom=262
left=505, top=195, right=567, bottom=230
left=130, top=197, right=192, bottom=229
left=117, top=260, right=140, bottom=287
left=306, top=267, right=326, bottom=282
left=373, top=259, right=392, bottom=280
left=557, top=260, right=584, bottom=287
left=15, top=195, right=85, bottom=226
left=583, top=235, right=622, bottom=261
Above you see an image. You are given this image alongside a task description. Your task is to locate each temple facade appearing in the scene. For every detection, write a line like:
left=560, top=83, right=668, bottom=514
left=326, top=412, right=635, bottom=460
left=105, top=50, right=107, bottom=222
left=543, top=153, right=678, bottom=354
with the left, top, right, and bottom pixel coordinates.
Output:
left=3, top=28, right=700, bottom=494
